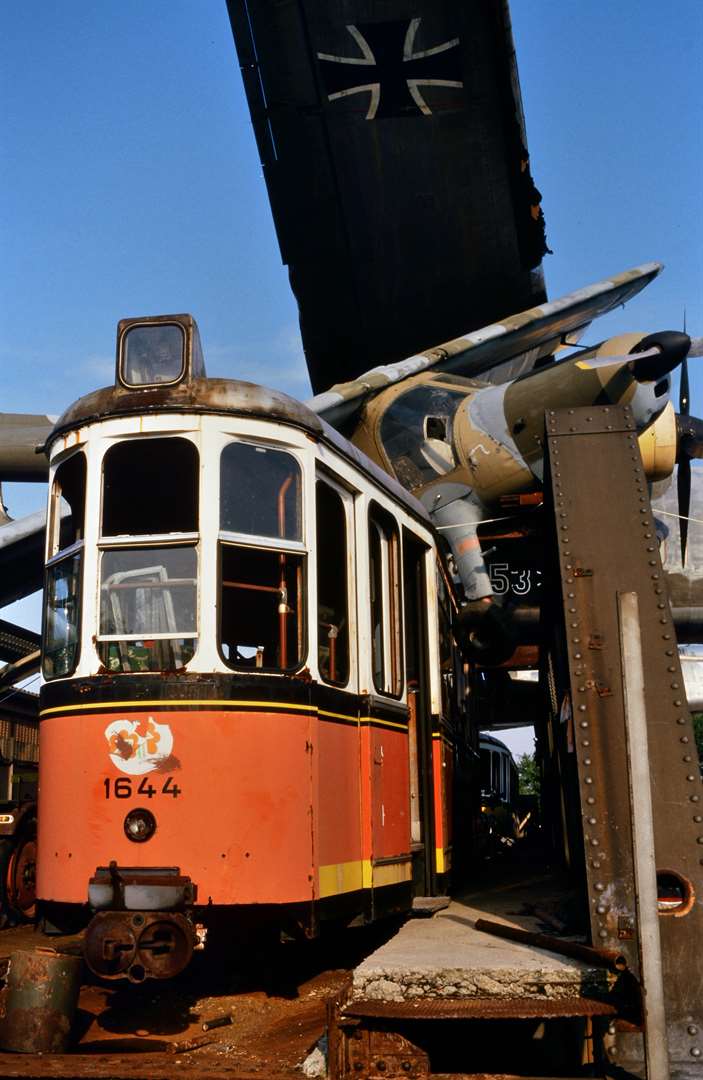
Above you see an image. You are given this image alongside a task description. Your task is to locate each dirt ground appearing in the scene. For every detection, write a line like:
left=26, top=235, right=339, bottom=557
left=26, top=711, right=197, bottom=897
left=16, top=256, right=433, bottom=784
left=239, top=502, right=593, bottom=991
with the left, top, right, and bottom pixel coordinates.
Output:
left=0, top=920, right=402, bottom=1079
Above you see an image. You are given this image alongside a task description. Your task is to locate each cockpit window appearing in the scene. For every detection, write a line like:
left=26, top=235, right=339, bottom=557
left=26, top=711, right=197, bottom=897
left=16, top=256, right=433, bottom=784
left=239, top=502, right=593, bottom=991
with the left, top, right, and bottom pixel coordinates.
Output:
left=379, top=386, right=464, bottom=491
left=121, top=323, right=185, bottom=386
left=102, top=437, right=198, bottom=537
left=220, top=442, right=301, bottom=541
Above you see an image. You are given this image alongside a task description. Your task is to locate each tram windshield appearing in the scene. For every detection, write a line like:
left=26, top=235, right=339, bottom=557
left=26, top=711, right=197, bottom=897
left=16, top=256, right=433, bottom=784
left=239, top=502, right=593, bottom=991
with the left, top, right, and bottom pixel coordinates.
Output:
left=96, top=436, right=199, bottom=674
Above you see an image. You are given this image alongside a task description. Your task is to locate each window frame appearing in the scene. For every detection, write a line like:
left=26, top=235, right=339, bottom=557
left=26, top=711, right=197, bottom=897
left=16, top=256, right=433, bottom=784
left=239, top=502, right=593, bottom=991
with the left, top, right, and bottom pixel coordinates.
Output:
left=368, top=500, right=403, bottom=699
left=217, top=436, right=308, bottom=675
left=315, top=475, right=352, bottom=688
left=95, top=433, right=201, bottom=672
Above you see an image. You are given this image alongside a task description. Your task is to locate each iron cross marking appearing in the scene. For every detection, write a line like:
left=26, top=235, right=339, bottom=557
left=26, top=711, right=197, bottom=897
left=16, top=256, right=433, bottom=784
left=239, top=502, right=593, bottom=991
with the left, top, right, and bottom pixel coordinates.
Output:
left=317, top=18, right=463, bottom=119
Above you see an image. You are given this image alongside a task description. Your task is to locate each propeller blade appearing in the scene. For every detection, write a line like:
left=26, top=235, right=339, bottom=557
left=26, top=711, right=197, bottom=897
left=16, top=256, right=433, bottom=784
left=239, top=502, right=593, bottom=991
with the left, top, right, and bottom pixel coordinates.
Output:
left=677, top=458, right=692, bottom=565
left=680, top=353, right=690, bottom=416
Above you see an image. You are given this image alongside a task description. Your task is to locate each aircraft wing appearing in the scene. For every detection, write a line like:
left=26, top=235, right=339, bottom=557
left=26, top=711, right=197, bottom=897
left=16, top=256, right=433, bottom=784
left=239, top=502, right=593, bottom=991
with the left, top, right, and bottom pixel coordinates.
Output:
left=0, top=414, right=53, bottom=481
left=308, top=262, right=662, bottom=430
left=227, top=0, right=549, bottom=393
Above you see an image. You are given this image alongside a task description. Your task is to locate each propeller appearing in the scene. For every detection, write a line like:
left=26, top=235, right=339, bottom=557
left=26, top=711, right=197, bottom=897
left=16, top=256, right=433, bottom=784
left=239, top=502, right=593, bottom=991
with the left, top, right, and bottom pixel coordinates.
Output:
left=672, top=330, right=703, bottom=566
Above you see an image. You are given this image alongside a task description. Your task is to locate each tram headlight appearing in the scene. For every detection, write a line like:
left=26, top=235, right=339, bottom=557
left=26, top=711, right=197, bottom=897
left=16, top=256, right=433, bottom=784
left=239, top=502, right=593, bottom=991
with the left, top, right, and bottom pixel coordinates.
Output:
left=124, top=808, right=157, bottom=843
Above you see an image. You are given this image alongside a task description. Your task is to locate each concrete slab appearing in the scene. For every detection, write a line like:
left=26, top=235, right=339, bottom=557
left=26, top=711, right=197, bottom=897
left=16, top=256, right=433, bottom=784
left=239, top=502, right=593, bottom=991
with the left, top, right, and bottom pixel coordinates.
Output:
left=352, top=874, right=613, bottom=1003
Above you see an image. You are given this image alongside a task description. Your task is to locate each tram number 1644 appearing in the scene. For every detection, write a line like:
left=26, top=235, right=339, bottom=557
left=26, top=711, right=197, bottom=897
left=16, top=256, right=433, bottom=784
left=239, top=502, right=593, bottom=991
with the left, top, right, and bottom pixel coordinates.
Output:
left=103, top=776, right=182, bottom=799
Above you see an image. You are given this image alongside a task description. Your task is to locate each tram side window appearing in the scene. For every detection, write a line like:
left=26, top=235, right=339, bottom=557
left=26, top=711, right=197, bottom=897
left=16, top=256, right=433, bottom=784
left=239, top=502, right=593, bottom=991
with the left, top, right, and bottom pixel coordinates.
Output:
left=44, top=552, right=82, bottom=679
left=316, top=481, right=349, bottom=685
left=49, top=452, right=86, bottom=556
left=368, top=504, right=402, bottom=697
left=220, top=544, right=304, bottom=671
left=43, top=452, right=87, bottom=680
left=102, top=438, right=198, bottom=537
left=492, top=751, right=501, bottom=797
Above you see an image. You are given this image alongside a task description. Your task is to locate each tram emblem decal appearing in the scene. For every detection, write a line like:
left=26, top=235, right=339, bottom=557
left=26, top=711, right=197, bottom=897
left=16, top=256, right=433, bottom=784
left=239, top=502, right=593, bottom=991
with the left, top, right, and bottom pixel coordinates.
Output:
left=105, top=716, right=174, bottom=776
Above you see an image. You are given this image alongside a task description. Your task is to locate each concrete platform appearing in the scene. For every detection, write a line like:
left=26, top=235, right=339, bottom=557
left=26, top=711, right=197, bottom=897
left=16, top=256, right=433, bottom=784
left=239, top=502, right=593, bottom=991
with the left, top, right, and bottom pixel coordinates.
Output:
left=352, top=873, right=613, bottom=1004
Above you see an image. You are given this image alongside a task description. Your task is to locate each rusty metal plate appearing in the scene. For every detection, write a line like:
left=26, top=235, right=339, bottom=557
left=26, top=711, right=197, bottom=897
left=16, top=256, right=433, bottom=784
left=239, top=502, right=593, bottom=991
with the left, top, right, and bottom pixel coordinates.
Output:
left=343, top=997, right=618, bottom=1021
left=545, top=404, right=703, bottom=1064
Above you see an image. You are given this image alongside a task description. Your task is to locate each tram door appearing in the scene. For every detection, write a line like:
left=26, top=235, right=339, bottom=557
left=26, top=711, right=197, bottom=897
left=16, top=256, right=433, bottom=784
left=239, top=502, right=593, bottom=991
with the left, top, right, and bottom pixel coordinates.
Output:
left=402, top=532, right=436, bottom=896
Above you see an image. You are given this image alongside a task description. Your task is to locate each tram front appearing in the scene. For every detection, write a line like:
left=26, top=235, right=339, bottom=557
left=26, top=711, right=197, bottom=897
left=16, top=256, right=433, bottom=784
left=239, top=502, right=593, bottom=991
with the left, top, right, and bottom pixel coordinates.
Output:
left=38, top=315, right=319, bottom=982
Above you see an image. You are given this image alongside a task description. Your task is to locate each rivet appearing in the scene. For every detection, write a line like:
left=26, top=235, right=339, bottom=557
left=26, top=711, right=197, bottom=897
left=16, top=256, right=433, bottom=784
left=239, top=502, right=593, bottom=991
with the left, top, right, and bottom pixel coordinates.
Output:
left=658, top=604, right=667, bottom=611
left=574, top=652, right=582, bottom=659
left=608, top=1023, right=617, bottom=1036
left=578, top=704, right=587, bottom=712
left=671, top=682, right=680, bottom=688
left=580, top=721, right=589, bottom=729
left=582, top=740, right=590, bottom=747
left=598, top=929, right=608, bottom=939
left=587, top=797, right=596, bottom=805
left=571, top=622, right=579, bottom=628
left=567, top=592, right=575, bottom=598
left=566, top=578, right=574, bottom=584
left=692, top=795, right=701, bottom=803
left=660, top=618, right=669, bottom=625
left=684, top=756, right=692, bottom=763
left=561, top=524, right=569, bottom=531
left=689, top=776, right=698, bottom=783
left=591, top=838, right=600, bottom=847
left=697, top=837, right=703, bottom=844
left=649, top=560, right=657, bottom=566
left=573, top=637, right=581, bottom=643
left=674, top=699, right=683, bottom=706
left=594, top=883, right=605, bottom=892
left=593, top=861, right=601, bottom=869
left=677, top=717, right=687, bottom=725
left=668, top=666, right=677, bottom=673
left=588, top=817, right=597, bottom=825
left=694, top=816, right=703, bottom=823
left=564, top=550, right=571, bottom=556
left=584, top=758, right=592, bottom=765
left=689, top=1025, right=700, bottom=1036
left=691, top=1048, right=701, bottom=1058
left=585, top=776, right=593, bottom=784
left=646, top=546, right=655, bottom=552
left=651, top=573, right=660, bottom=580
left=565, top=564, right=572, bottom=570
left=644, top=532, right=653, bottom=538
left=665, top=650, right=674, bottom=656
left=569, top=607, right=577, bottom=613
left=578, top=686, right=587, bottom=693
left=663, top=634, right=672, bottom=640
left=639, top=509, right=647, bottom=515
left=681, top=736, right=690, bottom=743
left=596, top=904, right=607, bottom=914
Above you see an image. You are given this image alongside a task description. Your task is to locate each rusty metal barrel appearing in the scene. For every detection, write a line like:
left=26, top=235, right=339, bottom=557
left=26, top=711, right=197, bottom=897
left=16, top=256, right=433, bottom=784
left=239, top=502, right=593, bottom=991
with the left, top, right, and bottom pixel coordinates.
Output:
left=0, top=948, right=83, bottom=1053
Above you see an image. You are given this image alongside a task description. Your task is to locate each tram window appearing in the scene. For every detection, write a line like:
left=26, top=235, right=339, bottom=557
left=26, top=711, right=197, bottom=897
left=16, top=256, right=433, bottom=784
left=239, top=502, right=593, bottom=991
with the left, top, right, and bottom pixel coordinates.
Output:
left=368, top=504, right=402, bottom=697
left=219, top=543, right=304, bottom=671
left=121, top=323, right=185, bottom=386
left=491, top=751, right=501, bottom=797
left=480, top=748, right=491, bottom=794
left=102, top=438, right=198, bottom=537
left=49, top=452, right=86, bottom=557
left=221, top=443, right=301, bottom=541
left=97, top=545, right=197, bottom=673
left=43, top=552, right=81, bottom=679
left=316, top=481, right=349, bottom=685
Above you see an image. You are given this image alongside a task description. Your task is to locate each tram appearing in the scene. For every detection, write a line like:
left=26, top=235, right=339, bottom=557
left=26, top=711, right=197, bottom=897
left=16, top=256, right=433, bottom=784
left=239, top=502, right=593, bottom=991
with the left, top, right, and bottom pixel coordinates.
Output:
left=37, top=314, right=472, bottom=982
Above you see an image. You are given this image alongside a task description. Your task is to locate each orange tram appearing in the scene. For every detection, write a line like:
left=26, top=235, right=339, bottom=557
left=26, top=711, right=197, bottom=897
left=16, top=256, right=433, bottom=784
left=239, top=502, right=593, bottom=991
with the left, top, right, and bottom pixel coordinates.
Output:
left=37, top=315, right=476, bottom=982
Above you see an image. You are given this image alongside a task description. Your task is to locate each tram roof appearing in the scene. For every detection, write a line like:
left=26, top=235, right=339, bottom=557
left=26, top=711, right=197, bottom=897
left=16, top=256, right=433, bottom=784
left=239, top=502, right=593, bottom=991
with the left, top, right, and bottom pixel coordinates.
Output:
left=46, top=377, right=433, bottom=528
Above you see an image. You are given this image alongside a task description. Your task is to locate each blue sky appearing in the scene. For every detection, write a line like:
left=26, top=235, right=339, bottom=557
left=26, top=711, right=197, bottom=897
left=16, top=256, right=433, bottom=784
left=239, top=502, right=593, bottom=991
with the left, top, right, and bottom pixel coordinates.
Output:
left=2, top=0, right=702, bottom=713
